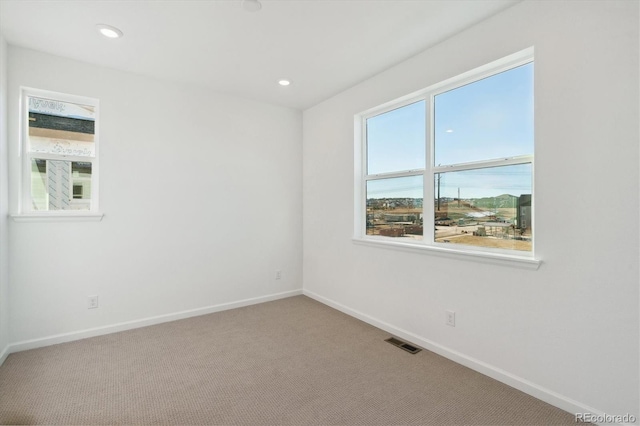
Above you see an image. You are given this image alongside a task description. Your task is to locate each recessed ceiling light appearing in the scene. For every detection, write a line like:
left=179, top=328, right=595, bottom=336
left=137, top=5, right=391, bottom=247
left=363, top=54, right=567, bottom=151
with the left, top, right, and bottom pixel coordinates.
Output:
left=278, top=80, right=291, bottom=86
left=242, top=0, right=262, bottom=12
left=446, top=129, right=454, bottom=133
left=96, top=24, right=123, bottom=39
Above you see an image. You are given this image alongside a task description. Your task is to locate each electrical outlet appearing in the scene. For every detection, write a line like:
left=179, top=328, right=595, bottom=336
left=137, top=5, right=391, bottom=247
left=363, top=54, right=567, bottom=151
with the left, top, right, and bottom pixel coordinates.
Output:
left=446, top=310, right=455, bottom=327
left=275, top=270, right=282, bottom=280
left=88, top=295, right=99, bottom=309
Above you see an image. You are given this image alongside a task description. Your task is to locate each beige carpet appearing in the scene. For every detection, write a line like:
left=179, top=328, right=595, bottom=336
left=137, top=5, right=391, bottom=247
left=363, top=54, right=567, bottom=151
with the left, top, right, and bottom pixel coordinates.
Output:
left=0, top=295, right=577, bottom=425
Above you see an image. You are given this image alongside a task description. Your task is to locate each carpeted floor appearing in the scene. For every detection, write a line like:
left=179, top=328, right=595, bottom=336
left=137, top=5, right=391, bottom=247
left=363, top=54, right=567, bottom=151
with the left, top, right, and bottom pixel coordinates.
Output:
left=0, top=295, right=578, bottom=425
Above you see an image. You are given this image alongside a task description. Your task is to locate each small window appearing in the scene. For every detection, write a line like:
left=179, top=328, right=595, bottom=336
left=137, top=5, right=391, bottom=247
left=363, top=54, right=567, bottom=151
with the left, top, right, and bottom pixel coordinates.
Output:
left=21, top=88, right=99, bottom=214
left=357, top=49, right=534, bottom=258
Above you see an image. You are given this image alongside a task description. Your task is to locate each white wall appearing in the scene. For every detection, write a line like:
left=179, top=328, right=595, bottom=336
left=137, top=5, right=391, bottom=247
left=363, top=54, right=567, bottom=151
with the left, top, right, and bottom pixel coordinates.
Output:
left=0, top=35, right=9, bottom=362
left=303, top=0, right=639, bottom=419
left=7, top=47, right=302, bottom=345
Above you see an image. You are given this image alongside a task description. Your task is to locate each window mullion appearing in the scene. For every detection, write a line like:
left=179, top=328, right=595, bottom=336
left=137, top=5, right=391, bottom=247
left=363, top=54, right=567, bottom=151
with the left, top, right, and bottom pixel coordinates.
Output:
left=365, top=169, right=424, bottom=181
left=433, top=155, right=533, bottom=174
left=28, top=153, right=95, bottom=163
left=425, top=94, right=435, bottom=245
left=359, top=117, right=368, bottom=238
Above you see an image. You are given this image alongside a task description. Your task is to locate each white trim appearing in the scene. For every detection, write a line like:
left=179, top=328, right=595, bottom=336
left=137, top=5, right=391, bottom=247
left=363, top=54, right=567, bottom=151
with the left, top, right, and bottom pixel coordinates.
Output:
left=303, top=289, right=608, bottom=423
left=354, top=115, right=366, bottom=238
left=425, top=94, right=434, bottom=243
left=0, top=344, right=9, bottom=366
left=4, top=289, right=302, bottom=357
left=0, top=288, right=618, bottom=425
left=353, top=236, right=540, bottom=270
left=11, top=212, right=104, bottom=222
left=21, top=87, right=99, bottom=110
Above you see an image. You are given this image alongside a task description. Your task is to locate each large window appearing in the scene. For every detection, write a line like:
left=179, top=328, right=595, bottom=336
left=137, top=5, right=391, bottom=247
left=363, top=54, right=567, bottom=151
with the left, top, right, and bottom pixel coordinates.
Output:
left=357, top=50, right=534, bottom=258
left=21, top=88, right=99, bottom=215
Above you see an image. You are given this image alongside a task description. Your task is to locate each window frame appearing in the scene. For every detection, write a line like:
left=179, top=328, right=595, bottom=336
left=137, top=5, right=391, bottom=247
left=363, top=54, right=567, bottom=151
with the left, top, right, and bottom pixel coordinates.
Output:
left=16, top=87, right=102, bottom=221
left=354, top=48, right=539, bottom=269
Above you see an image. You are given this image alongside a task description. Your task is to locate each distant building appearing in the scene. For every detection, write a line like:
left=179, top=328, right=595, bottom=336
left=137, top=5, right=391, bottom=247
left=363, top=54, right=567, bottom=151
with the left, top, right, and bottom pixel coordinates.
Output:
left=517, top=194, right=532, bottom=231
left=384, top=214, right=417, bottom=223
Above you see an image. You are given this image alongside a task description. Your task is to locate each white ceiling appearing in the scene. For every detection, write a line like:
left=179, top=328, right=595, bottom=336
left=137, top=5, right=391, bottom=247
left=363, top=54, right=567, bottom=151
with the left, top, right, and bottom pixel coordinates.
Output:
left=0, top=0, right=519, bottom=110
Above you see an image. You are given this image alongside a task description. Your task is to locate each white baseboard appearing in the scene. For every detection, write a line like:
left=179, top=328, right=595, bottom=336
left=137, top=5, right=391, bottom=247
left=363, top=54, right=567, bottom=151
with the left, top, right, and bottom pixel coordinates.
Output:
left=1, top=288, right=628, bottom=425
left=4, top=289, right=303, bottom=359
left=303, top=289, right=617, bottom=425
left=0, top=344, right=9, bottom=366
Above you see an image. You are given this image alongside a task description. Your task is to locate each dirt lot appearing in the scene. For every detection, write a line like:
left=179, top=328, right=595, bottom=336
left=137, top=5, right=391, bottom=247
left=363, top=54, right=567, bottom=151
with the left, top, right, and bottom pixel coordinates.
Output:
left=368, top=202, right=532, bottom=251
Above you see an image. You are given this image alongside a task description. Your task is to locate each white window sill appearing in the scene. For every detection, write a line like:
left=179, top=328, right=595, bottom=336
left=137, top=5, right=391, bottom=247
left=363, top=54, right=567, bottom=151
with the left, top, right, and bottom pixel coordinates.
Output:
left=11, top=213, right=104, bottom=222
left=352, top=237, right=541, bottom=270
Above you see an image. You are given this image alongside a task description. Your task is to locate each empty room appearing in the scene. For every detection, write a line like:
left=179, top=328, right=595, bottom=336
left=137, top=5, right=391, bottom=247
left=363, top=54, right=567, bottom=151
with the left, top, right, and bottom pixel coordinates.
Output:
left=0, top=0, right=638, bottom=424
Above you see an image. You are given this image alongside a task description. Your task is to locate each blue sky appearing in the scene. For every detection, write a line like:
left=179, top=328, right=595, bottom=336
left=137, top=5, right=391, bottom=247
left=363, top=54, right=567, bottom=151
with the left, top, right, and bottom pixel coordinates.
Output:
left=366, top=62, right=533, bottom=200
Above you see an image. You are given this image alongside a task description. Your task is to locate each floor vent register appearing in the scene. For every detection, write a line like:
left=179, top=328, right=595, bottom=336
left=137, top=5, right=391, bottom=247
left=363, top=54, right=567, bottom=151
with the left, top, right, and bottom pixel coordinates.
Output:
left=385, top=337, right=422, bottom=354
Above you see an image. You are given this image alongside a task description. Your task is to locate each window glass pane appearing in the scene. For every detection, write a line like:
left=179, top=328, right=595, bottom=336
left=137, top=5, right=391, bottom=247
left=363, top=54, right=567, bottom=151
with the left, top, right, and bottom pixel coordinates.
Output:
left=367, top=100, right=425, bottom=175
left=28, top=96, right=96, bottom=157
left=434, top=62, right=533, bottom=166
left=434, top=164, right=532, bottom=251
left=71, top=162, right=92, bottom=206
left=30, top=159, right=47, bottom=211
left=366, top=175, right=423, bottom=239
left=30, top=159, right=92, bottom=211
